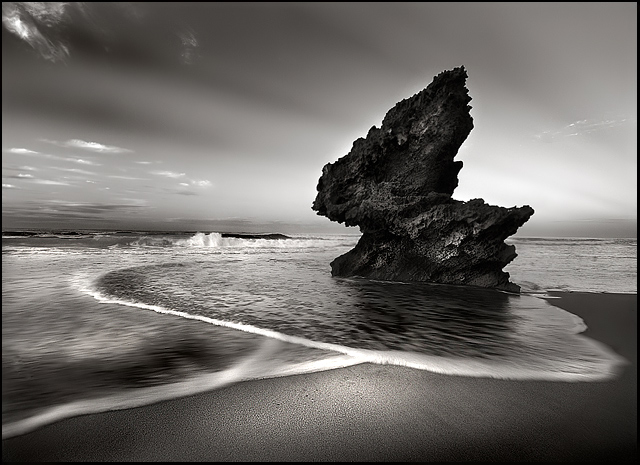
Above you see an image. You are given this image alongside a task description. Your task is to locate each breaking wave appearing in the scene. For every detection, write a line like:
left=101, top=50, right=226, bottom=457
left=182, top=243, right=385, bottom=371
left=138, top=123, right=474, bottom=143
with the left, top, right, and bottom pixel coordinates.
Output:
left=129, top=232, right=359, bottom=249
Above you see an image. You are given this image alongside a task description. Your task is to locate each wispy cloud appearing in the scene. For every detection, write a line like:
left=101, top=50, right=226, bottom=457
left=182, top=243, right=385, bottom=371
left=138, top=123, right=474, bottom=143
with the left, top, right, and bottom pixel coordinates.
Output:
left=2, top=199, right=148, bottom=222
left=33, top=179, right=70, bottom=186
left=151, top=170, right=186, bottom=178
left=168, top=178, right=212, bottom=196
left=40, top=138, right=133, bottom=153
left=3, top=147, right=102, bottom=166
left=177, top=28, right=199, bottom=65
left=191, top=179, right=212, bottom=187
left=534, top=117, right=635, bottom=143
left=107, top=175, right=148, bottom=181
left=4, top=173, right=35, bottom=179
left=5, top=147, right=38, bottom=154
left=116, top=198, right=149, bottom=207
left=2, top=164, right=38, bottom=175
left=3, top=171, right=73, bottom=186
left=2, top=183, right=17, bottom=189
left=1, top=2, right=75, bottom=62
left=176, top=179, right=212, bottom=188
left=72, top=158, right=100, bottom=165
left=3, top=2, right=195, bottom=66
left=150, top=168, right=212, bottom=188
left=49, top=199, right=146, bottom=211
left=50, top=167, right=97, bottom=176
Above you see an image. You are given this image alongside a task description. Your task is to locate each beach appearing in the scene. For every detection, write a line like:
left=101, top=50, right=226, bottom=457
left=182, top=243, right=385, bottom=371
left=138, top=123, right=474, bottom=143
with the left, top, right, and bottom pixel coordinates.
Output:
left=2, top=291, right=636, bottom=462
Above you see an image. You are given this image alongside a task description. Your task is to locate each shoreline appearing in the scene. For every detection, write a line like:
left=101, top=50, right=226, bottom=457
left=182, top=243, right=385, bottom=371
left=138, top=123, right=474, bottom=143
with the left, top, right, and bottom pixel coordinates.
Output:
left=2, top=291, right=637, bottom=461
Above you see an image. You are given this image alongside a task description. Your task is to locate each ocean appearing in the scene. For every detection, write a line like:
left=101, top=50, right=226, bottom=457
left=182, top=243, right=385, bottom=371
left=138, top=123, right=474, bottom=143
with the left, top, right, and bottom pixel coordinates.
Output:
left=2, top=231, right=637, bottom=438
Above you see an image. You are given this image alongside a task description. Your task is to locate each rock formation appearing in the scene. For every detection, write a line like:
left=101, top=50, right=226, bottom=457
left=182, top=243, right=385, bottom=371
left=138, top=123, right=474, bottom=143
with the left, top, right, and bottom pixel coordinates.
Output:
left=312, top=66, right=534, bottom=293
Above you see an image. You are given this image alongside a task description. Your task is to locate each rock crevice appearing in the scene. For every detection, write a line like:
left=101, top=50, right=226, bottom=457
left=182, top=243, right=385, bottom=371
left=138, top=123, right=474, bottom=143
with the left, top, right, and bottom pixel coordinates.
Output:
left=312, top=67, right=534, bottom=293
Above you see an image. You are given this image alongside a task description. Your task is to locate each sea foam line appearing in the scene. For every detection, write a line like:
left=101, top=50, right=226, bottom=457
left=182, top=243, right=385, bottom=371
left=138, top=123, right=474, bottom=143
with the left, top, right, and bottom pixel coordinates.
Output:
left=5, top=277, right=627, bottom=439
left=76, top=279, right=627, bottom=383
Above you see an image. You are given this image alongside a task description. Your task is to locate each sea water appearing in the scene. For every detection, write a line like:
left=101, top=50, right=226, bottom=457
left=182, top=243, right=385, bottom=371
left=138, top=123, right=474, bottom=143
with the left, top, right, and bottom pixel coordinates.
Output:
left=2, top=231, right=636, bottom=437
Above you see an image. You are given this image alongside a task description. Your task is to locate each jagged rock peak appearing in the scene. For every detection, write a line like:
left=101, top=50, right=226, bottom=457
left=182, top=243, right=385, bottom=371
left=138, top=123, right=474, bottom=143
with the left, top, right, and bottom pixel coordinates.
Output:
left=312, top=66, right=534, bottom=292
left=312, top=66, right=474, bottom=232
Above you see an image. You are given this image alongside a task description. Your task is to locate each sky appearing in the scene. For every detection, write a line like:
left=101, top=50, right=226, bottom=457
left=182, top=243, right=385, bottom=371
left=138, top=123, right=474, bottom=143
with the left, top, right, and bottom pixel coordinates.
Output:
left=2, top=2, right=637, bottom=237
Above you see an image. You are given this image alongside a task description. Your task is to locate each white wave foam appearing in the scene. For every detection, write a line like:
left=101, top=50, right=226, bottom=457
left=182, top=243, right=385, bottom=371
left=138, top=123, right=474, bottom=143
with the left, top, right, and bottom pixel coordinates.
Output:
left=76, top=280, right=627, bottom=384
left=175, top=232, right=256, bottom=247
left=6, top=273, right=621, bottom=440
left=128, top=232, right=358, bottom=249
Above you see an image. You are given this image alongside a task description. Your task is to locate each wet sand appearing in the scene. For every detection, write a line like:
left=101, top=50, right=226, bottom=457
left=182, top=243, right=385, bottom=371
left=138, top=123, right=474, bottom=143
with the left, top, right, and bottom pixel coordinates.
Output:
left=2, top=291, right=636, bottom=462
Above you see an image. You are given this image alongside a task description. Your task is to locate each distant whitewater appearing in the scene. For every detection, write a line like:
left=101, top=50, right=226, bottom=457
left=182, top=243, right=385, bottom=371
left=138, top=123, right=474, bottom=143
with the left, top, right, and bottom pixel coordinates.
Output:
left=2, top=231, right=636, bottom=438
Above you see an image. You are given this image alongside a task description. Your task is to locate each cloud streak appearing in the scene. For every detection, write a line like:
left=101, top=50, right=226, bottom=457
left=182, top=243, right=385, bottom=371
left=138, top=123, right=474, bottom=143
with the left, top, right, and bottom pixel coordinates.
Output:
left=40, top=139, right=133, bottom=153
left=50, top=167, right=97, bottom=176
left=191, top=179, right=212, bottom=187
left=169, top=178, right=212, bottom=196
left=33, top=179, right=70, bottom=186
left=151, top=173, right=214, bottom=197
left=4, top=147, right=102, bottom=166
left=3, top=170, right=73, bottom=186
left=2, top=199, right=149, bottom=224
left=177, top=28, right=199, bottom=65
left=4, top=173, right=34, bottom=179
left=534, top=117, right=635, bottom=143
left=151, top=170, right=186, bottom=179
left=6, top=148, right=38, bottom=154
left=2, top=2, right=201, bottom=68
left=1, top=2, right=75, bottom=62
left=107, top=175, right=148, bottom=181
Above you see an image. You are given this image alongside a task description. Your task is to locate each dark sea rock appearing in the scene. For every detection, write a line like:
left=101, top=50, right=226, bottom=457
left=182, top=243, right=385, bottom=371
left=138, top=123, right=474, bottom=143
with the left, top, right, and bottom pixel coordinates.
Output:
left=312, top=66, right=534, bottom=293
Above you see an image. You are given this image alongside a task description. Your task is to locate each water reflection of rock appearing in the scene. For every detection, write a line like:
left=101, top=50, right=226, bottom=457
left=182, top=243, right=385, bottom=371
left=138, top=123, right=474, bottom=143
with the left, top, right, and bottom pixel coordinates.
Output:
left=97, top=262, right=519, bottom=360
left=335, top=278, right=517, bottom=357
